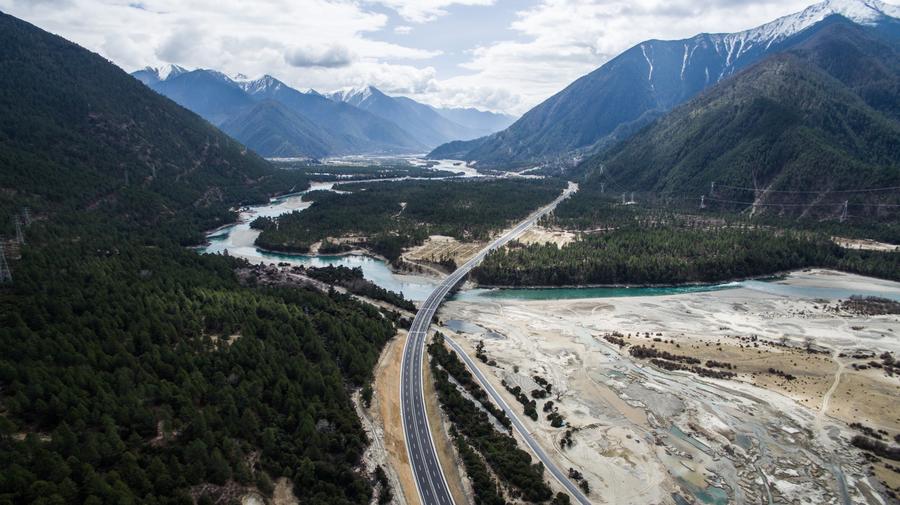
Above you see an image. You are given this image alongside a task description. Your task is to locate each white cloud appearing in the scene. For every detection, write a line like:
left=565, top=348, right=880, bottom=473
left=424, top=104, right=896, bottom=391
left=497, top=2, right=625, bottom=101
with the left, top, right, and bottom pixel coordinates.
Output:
left=285, top=44, right=355, bottom=68
left=372, top=0, right=496, bottom=23
left=0, top=0, right=445, bottom=98
left=0, top=0, right=853, bottom=114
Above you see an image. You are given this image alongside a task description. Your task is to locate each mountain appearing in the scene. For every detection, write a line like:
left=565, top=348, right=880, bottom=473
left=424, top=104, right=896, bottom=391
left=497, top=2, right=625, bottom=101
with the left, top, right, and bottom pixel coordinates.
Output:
left=235, top=75, right=424, bottom=154
left=583, top=18, right=900, bottom=215
left=131, top=63, right=189, bottom=86
left=219, top=100, right=336, bottom=158
left=150, top=69, right=255, bottom=126
left=135, top=71, right=425, bottom=157
left=429, top=0, right=900, bottom=166
left=432, top=106, right=517, bottom=137
left=0, top=12, right=275, bottom=228
left=328, top=86, right=487, bottom=148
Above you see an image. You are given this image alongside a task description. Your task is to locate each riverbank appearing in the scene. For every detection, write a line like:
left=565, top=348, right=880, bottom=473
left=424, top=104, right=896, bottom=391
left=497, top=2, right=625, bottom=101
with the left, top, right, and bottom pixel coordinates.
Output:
left=438, top=269, right=900, bottom=504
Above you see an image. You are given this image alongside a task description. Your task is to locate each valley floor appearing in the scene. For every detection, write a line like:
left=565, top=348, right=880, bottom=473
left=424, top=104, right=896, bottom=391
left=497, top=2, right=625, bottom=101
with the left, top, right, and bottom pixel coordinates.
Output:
left=437, top=269, right=900, bottom=504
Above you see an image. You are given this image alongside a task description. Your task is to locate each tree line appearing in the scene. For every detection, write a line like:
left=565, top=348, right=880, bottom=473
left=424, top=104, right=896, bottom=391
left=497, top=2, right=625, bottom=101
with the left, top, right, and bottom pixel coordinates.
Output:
left=474, top=226, right=900, bottom=286
left=255, top=178, right=566, bottom=262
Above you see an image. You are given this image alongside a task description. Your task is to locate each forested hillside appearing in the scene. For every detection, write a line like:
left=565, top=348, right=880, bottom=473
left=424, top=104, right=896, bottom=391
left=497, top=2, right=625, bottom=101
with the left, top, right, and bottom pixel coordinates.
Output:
left=1, top=221, right=396, bottom=504
left=0, top=12, right=402, bottom=505
left=429, top=4, right=900, bottom=167
left=0, top=12, right=306, bottom=236
left=573, top=20, right=900, bottom=220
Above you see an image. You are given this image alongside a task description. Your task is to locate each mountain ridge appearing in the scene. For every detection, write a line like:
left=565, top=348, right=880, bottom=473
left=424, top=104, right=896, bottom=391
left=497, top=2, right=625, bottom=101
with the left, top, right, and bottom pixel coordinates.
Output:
left=576, top=18, right=900, bottom=218
left=326, top=86, right=488, bottom=148
left=135, top=70, right=426, bottom=157
left=428, top=0, right=900, bottom=167
left=0, top=11, right=278, bottom=230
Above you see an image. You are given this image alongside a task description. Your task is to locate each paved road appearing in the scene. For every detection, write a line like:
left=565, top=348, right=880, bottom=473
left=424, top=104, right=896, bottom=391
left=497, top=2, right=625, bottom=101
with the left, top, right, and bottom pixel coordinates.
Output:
left=400, top=182, right=587, bottom=505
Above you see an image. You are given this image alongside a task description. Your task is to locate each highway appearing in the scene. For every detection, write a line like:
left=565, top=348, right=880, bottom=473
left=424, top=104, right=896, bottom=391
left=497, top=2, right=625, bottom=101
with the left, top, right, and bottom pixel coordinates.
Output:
left=400, top=182, right=590, bottom=505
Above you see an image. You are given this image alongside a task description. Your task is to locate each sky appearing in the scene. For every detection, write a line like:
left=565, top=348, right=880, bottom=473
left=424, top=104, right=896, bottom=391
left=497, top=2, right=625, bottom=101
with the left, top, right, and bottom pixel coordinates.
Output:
left=1, top=0, right=824, bottom=115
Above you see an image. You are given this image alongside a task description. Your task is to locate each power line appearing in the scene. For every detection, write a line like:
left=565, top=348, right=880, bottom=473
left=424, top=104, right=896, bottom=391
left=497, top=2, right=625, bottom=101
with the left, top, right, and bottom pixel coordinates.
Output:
left=0, top=244, right=11, bottom=283
left=707, top=197, right=900, bottom=208
left=713, top=183, right=900, bottom=194
left=13, top=216, right=24, bottom=245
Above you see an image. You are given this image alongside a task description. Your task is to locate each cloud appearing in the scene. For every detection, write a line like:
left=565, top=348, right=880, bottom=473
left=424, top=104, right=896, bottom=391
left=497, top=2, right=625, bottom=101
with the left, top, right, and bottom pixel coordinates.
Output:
left=373, top=0, right=496, bottom=23
left=0, top=0, right=844, bottom=114
left=285, top=44, right=354, bottom=68
left=156, top=25, right=205, bottom=64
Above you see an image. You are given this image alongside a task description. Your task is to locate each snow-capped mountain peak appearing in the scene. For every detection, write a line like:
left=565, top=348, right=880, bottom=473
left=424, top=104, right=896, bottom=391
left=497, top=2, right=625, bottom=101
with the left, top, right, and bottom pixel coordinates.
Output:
left=667, top=0, right=900, bottom=85
left=154, top=64, right=189, bottom=81
left=329, top=85, right=382, bottom=105
left=237, top=74, right=285, bottom=95
left=728, top=0, right=898, bottom=47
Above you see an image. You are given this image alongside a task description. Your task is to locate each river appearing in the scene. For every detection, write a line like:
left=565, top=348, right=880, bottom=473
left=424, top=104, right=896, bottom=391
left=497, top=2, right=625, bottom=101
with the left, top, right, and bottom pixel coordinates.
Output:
left=200, top=159, right=900, bottom=303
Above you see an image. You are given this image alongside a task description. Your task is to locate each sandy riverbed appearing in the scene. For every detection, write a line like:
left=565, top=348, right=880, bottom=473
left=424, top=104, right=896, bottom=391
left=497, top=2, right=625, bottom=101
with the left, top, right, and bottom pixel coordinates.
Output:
left=438, top=269, right=900, bottom=504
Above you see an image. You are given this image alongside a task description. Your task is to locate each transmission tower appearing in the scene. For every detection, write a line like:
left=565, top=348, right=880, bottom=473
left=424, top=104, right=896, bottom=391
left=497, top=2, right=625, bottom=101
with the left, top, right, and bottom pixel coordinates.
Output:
left=13, top=216, right=23, bottom=245
left=710, top=181, right=716, bottom=196
left=21, top=207, right=31, bottom=226
left=622, top=193, right=627, bottom=204
left=629, top=192, right=636, bottom=204
left=700, top=195, right=706, bottom=209
left=840, top=200, right=848, bottom=223
left=0, top=244, right=11, bottom=283
left=600, top=182, right=605, bottom=194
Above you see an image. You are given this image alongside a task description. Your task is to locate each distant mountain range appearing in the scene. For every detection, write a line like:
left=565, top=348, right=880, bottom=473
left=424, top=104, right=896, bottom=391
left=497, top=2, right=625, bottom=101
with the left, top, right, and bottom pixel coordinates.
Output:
left=132, top=68, right=515, bottom=158
left=429, top=0, right=900, bottom=167
left=327, top=86, right=512, bottom=147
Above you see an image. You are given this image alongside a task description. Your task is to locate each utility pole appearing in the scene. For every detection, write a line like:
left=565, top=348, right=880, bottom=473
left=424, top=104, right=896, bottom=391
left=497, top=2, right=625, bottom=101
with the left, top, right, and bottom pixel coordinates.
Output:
left=700, top=195, right=706, bottom=209
left=600, top=182, right=605, bottom=194
left=13, top=216, right=24, bottom=245
left=840, top=200, right=848, bottom=223
left=710, top=181, right=716, bottom=196
left=0, top=244, right=11, bottom=283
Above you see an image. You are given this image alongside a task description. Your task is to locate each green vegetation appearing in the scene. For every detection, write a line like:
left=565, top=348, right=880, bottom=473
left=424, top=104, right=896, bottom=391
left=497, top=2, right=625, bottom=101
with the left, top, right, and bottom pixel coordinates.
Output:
left=474, top=226, right=900, bottom=286
left=428, top=336, right=510, bottom=430
left=0, top=12, right=401, bottom=505
left=302, top=265, right=416, bottom=312
left=428, top=334, right=554, bottom=503
left=0, top=12, right=312, bottom=240
left=573, top=52, right=900, bottom=222
left=0, top=219, right=397, bottom=504
left=255, top=178, right=565, bottom=261
left=271, top=160, right=462, bottom=181
left=452, top=434, right=507, bottom=505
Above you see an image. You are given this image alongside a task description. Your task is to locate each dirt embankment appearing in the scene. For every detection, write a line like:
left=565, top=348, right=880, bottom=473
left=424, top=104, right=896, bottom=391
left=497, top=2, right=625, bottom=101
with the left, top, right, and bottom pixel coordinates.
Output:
left=365, top=330, right=417, bottom=505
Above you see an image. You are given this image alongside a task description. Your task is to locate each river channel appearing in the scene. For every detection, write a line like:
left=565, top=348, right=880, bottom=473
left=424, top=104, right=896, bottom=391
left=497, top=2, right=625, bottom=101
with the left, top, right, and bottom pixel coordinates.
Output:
left=200, top=159, right=900, bottom=303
